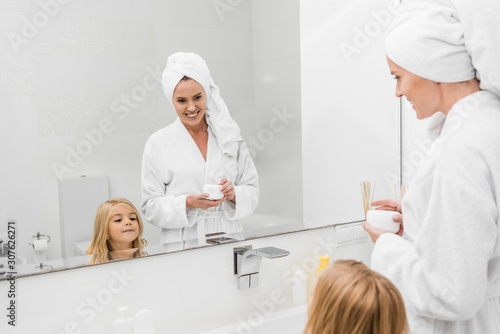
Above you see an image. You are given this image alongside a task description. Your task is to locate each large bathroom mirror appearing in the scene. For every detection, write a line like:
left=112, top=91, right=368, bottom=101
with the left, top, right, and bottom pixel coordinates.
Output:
left=0, top=0, right=401, bottom=278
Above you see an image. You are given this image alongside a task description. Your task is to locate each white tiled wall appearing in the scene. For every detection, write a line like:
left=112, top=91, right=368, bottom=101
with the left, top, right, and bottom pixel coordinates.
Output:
left=301, top=0, right=401, bottom=227
left=0, top=55, right=36, bottom=95
left=0, top=225, right=373, bottom=333
left=252, top=0, right=302, bottom=220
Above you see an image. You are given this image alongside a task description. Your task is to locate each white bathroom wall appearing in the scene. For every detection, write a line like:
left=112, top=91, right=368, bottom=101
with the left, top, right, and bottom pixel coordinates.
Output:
left=0, top=224, right=373, bottom=333
left=251, top=0, right=302, bottom=220
left=0, top=0, right=254, bottom=261
left=301, top=0, right=401, bottom=228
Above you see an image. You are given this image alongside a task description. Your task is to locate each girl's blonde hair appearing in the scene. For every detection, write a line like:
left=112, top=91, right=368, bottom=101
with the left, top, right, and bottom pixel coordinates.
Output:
left=304, top=259, right=408, bottom=334
left=86, top=198, right=147, bottom=261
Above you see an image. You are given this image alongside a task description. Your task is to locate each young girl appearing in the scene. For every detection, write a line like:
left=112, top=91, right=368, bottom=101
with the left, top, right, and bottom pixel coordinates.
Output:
left=86, top=198, right=147, bottom=264
left=305, top=259, right=408, bottom=334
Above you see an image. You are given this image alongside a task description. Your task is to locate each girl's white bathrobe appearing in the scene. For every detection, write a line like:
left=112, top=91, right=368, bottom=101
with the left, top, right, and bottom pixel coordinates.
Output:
left=141, top=118, right=259, bottom=251
left=372, top=91, right=500, bottom=333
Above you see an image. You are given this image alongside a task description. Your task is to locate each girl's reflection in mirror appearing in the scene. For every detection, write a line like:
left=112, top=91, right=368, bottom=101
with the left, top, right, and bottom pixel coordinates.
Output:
left=86, top=198, right=147, bottom=265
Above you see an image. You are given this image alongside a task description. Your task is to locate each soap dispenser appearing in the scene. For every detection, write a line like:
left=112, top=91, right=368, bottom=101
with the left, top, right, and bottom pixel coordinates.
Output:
left=112, top=306, right=133, bottom=334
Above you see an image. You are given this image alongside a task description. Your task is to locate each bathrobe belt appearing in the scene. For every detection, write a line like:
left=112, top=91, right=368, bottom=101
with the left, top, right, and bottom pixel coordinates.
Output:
left=195, top=209, right=227, bottom=246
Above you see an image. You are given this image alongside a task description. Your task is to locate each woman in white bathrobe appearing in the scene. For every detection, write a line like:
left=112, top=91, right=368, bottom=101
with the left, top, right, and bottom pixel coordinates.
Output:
left=363, top=1, right=500, bottom=333
left=141, top=52, right=259, bottom=251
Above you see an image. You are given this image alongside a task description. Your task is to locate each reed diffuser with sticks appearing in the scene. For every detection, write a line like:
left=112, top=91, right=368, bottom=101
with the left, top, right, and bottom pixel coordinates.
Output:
left=393, top=184, right=408, bottom=202
left=361, top=181, right=376, bottom=219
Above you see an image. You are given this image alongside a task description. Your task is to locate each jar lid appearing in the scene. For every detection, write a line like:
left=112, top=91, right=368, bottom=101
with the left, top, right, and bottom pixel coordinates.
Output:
left=367, top=210, right=398, bottom=217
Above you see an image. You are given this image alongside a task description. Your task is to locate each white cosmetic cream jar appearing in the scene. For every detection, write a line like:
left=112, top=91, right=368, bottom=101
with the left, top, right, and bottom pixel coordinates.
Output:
left=366, top=210, right=400, bottom=233
left=202, top=184, right=224, bottom=200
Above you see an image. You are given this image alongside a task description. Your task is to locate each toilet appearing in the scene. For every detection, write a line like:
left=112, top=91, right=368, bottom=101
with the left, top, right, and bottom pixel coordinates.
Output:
left=58, top=175, right=109, bottom=258
left=74, top=240, right=92, bottom=256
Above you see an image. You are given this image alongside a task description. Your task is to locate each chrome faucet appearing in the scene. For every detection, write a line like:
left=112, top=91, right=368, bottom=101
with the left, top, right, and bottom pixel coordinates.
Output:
left=234, top=246, right=290, bottom=290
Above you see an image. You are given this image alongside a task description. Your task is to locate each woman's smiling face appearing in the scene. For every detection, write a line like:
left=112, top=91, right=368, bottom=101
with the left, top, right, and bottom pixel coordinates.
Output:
left=172, top=78, right=207, bottom=129
left=387, top=56, right=442, bottom=119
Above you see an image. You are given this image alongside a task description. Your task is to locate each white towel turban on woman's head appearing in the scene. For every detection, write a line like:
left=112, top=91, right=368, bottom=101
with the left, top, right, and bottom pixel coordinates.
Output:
left=386, top=0, right=476, bottom=83
left=161, top=52, right=243, bottom=157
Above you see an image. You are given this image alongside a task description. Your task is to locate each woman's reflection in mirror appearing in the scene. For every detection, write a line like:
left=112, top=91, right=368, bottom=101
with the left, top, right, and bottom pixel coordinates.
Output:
left=141, top=52, right=259, bottom=252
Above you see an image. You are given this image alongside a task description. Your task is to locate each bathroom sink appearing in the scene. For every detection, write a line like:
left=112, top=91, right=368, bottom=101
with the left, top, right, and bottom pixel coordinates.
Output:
left=203, top=304, right=308, bottom=334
